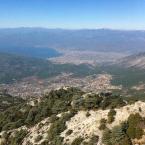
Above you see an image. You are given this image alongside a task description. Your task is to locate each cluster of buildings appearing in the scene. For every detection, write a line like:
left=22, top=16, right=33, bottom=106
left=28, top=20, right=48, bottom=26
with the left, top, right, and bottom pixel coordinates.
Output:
left=0, top=73, right=121, bottom=99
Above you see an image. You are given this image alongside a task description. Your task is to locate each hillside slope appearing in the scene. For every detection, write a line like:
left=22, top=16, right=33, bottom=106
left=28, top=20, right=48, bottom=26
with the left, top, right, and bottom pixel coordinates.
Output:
left=0, top=87, right=145, bottom=145
left=0, top=53, right=94, bottom=84
left=117, top=52, right=145, bottom=69
left=0, top=90, right=24, bottom=111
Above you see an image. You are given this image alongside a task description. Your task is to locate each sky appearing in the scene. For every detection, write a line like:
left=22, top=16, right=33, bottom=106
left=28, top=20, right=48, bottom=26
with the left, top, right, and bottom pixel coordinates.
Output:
left=0, top=0, right=145, bottom=29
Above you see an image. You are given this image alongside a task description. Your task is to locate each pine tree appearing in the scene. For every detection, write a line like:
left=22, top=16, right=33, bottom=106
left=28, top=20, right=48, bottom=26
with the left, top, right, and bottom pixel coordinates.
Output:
left=102, top=129, right=112, bottom=145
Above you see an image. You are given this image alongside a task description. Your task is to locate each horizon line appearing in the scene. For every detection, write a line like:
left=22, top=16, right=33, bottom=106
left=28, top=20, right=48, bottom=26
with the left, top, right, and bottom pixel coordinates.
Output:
left=0, top=26, right=145, bottom=31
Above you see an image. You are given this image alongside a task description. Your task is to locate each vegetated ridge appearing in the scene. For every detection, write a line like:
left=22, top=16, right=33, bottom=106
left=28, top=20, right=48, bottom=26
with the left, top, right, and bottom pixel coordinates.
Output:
left=0, top=87, right=145, bottom=145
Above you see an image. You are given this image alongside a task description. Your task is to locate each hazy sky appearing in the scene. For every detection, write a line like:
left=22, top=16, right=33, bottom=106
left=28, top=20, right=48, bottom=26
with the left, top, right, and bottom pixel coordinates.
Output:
left=1, top=0, right=145, bottom=29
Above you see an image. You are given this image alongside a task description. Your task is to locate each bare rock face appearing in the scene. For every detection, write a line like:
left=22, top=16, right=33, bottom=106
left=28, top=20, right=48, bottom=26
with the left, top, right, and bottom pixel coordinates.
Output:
left=1, top=101, right=145, bottom=145
left=61, top=101, right=145, bottom=145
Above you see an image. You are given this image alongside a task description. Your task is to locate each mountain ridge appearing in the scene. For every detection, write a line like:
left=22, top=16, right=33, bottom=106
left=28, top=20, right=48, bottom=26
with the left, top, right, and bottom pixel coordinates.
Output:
left=0, top=28, right=145, bottom=53
left=117, top=52, right=145, bottom=69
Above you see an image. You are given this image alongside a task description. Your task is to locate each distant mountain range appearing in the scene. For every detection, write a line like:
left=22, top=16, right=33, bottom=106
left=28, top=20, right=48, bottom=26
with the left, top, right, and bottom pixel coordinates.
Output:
left=0, top=28, right=145, bottom=54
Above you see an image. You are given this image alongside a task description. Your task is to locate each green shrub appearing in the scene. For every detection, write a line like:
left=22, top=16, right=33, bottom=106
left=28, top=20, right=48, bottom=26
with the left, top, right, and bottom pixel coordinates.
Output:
left=66, top=129, right=73, bottom=136
left=99, top=119, right=107, bottom=130
left=107, top=115, right=115, bottom=124
left=139, top=107, right=142, bottom=112
left=107, top=109, right=116, bottom=124
left=35, top=135, right=43, bottom=142
left=100, top=118, right=107, bottom=124
left=118, top=136, right=132, bottom=145
left=111, top=126, right=126, bottom=145
left=47, top=112, right=75, bottom=144
left=102, top=125, right=132, bottom=145
left=71, top=137, right=83, bottom=145
left=108, top=109, right=116, bottom=116
left=99, top=123, right=106, bottom=130
left=49, top=115, right=59, bottom=123
left=8, top=129, right=28, bottom=145
left=127, top=113, right=144, bottom=139
left=135, top=128, right=143, bottom=139
left=86, top=112, right=91, bottom=117
left=102, top=128, right=112, bottom=145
